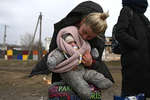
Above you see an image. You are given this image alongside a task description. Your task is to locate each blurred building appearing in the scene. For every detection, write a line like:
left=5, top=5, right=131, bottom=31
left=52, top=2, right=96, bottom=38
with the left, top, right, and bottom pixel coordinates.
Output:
left=102, top=37, right=120, bottom=61
left=44, top=37, right=51, bottom=51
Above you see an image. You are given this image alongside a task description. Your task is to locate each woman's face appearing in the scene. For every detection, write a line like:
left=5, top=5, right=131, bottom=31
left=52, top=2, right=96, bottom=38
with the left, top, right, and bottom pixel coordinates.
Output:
left=78, top=23, right=97, bottom=40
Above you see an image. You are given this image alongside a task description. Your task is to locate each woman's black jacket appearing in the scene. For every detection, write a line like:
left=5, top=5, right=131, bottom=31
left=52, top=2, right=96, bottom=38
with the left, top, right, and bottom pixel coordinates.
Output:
left=29, top=1, right=114, bottom=83
left=116, top=6, right=150, bottom=97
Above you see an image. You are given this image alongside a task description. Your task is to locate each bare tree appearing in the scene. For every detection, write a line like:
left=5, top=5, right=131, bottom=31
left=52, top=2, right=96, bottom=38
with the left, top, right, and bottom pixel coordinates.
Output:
left=20, top=33, right=44, bottom=50
left=20, top=33, right=33, bottom=49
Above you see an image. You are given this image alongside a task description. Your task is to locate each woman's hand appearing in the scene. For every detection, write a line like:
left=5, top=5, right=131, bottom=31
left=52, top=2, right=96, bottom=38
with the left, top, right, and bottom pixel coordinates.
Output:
left=82, top=50, right=92, bottom=66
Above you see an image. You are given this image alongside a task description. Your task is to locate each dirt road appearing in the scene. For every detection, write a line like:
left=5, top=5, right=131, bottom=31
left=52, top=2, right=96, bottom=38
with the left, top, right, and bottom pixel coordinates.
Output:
left=0, top=60, right=121, bottom=100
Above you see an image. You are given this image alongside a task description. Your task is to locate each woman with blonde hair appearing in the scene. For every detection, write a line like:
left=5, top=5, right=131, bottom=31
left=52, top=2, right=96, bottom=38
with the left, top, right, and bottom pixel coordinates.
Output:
left=45, top=12, right=112, bottom=99
left=30, top=1, right=114, bottom=99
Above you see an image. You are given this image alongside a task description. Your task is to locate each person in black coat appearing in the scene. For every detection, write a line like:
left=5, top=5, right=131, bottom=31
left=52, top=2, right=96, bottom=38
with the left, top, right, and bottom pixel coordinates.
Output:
left=29, top=1, right=114, bottom=84
left=115, top=0, right=150, bottom=98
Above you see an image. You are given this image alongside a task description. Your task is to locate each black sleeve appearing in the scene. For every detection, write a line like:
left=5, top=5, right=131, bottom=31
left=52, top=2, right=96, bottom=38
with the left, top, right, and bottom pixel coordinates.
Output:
left=28, top=54, right=51, bottom=77
left=89, top=36, right=105, bottom=60
left=115, top=7, right=138, bottom=49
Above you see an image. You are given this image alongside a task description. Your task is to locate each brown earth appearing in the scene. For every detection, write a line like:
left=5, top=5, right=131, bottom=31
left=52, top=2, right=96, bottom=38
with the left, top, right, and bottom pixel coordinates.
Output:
left=0, top=60, right=121, bottom=100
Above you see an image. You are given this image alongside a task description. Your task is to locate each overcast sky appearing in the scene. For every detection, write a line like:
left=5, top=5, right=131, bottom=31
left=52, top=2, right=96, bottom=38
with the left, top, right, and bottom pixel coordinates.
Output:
left=0, top=0, right=150, bottom=45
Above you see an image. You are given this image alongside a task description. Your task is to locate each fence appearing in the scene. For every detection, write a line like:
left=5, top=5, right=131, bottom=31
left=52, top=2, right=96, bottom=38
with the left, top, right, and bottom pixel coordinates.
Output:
left=0, top=49, right=47, bottom=61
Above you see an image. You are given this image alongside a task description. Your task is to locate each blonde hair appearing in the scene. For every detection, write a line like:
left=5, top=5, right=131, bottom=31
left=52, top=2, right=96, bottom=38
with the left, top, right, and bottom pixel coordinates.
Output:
left=83, top=12, right=109, bottom=36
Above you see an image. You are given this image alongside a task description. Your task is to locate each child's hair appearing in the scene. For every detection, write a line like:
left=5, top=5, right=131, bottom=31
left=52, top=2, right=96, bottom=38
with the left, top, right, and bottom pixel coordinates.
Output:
left=64, top=34, right=74, bottom=43
left=83, top=12, right=109, bottom=36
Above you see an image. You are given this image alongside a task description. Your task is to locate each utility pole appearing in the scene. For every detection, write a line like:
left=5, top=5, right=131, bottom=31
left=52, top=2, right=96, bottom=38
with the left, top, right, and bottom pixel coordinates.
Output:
left=3, top=25, right=7, bottom=57
left=38, top=12, right=42, bottom=61
left=28, top=12, right=43, bottom=61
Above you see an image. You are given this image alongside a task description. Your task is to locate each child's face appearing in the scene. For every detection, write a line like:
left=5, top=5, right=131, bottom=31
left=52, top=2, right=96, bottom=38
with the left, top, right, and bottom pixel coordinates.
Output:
left=68, top=41, right=77, bottom=47
left=79, top=23, right=97, bottom=40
